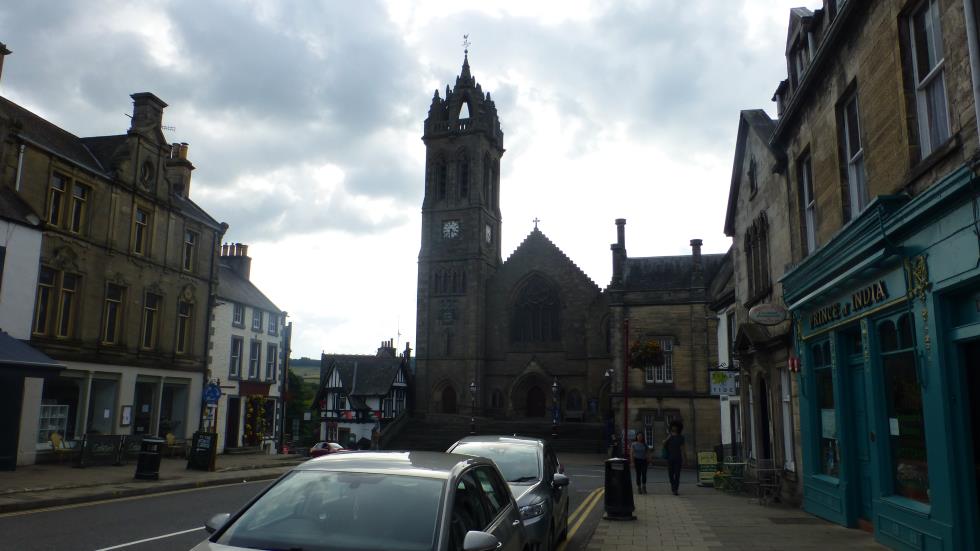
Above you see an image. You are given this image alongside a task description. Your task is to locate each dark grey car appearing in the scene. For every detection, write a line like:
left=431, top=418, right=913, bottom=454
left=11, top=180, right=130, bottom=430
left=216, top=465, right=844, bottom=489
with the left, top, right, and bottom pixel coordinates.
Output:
left=447, top=436, right=569, bottom=551
left=191, top=451, right=527, bottom=551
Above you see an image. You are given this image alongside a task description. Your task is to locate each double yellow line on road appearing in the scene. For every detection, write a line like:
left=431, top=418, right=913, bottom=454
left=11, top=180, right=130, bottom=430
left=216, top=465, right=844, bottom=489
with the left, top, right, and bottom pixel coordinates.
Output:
left=556, top=486, right=604, bottom=551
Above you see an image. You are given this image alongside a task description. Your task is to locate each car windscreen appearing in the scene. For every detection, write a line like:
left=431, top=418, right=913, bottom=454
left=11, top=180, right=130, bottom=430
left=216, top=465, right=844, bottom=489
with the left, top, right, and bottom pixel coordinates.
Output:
left=215, top=470, right=445, bottom=551
left=451, top=443, right=541, bottom=483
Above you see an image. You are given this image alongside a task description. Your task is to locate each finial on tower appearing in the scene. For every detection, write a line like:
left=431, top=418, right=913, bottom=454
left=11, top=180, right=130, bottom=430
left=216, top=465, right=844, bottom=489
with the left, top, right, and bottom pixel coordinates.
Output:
left=533, top=217, right=541, bottom=230
left=462, top=34, right=471, bottom=55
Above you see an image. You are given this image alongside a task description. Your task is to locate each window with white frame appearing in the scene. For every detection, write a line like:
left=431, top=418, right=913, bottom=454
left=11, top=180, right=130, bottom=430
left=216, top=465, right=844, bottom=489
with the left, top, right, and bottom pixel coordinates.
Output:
left=182, top=230, right=198, bottom=271
left=38, top=403, right=69, bottom=444
left=232, top=303, right=244, bottom=327
left=840, top=90, right=868, bottom=218
left=383, top=393, right=393, bottom=418
left=230, top=336, right=243, bottom=377
left=249, top=340, right=261, bottom=379
left=268, top=313, right=279, bottom=336
left=252, top=309, right=263, bottom=332
left=395, top=388, right=406, bottom=414
left=799, top=153, right=817, bottom=254
left=644, top=337, right=674, bottom=384
left=909, top=0, right=950, bottom=157
left=266, top=343, right=277, bottom=381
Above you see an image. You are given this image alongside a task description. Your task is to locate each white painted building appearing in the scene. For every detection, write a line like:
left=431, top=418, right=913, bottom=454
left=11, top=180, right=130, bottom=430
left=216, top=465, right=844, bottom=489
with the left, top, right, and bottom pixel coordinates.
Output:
left=315, top=340, right=410, bottom=448
left=710, top=249, right=744, bottom=461
left=208, top=243, right=286, bottom=454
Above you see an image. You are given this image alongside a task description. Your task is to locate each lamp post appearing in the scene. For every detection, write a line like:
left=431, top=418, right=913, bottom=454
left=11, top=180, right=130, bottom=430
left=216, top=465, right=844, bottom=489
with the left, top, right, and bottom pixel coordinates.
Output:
left=551, top=378, right=560, bottom=438
left=622, top=318, right=630, bottom=458
left=469, top=381, right=477, bottom=435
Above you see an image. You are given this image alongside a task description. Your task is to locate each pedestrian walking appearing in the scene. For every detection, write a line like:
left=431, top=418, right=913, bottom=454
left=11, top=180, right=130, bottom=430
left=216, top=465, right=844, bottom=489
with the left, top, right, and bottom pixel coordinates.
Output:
left=630, top=432, right=650, bottom=494
left=662, top=421, right=686, bottom=495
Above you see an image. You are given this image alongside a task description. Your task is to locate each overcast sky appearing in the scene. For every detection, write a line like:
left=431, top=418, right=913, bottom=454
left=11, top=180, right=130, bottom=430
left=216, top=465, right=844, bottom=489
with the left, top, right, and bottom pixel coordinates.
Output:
left=0, top=0, right=809, bottom=358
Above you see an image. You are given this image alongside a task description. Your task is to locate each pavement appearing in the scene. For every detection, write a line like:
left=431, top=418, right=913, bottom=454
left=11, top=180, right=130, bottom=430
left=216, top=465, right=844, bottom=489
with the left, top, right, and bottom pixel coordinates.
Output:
left=586, top=464, right=886, bottom=551
left=0, top=452, right=304, bottom=515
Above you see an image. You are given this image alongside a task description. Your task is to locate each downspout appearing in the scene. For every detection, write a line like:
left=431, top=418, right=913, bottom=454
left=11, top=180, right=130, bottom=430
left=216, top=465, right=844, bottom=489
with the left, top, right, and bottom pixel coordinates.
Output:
left=964, top=0, right=980, bottom=141
left=14, top=143, right=24, bottom=191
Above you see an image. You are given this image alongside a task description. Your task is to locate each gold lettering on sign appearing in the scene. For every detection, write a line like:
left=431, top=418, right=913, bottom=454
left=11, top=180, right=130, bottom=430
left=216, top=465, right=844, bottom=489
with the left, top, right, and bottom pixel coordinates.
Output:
left=851, top=280, right=889, bottom=312
left=811, top=280, right=891, bottom=330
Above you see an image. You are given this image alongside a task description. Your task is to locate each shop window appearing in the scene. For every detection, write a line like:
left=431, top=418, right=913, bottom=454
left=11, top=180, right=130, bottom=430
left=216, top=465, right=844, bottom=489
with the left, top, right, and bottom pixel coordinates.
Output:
left=813, top=339, right=838, bottom=477
left=37, top=404, right=69, bottom=444
left=878, top=312, right=930, bottom=503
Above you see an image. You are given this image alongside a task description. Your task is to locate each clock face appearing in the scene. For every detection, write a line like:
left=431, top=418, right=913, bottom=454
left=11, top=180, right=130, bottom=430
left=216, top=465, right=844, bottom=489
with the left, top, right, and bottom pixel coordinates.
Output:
left=442, top=220, right=460, bottom=239
left=485, top=224, right=492, bottom=243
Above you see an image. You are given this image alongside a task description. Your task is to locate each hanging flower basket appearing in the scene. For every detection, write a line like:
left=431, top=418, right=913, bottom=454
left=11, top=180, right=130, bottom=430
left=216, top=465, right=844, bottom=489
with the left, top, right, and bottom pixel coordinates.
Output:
left=630, top=339, right=665, bottom=369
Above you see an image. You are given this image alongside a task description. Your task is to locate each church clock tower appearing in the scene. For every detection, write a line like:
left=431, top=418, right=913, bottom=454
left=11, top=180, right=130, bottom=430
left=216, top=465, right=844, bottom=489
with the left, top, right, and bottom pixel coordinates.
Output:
left=415, top=50, right=504, bottom=415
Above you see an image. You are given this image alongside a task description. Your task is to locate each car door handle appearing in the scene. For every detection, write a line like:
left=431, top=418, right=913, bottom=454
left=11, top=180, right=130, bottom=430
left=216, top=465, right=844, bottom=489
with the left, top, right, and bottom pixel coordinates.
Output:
left=512, top=519, right=521, bottom=527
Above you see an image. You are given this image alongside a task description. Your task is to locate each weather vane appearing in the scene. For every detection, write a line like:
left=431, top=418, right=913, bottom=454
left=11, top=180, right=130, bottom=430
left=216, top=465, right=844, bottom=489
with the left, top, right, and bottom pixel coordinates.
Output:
left=462, top=34, right=471, bottom=54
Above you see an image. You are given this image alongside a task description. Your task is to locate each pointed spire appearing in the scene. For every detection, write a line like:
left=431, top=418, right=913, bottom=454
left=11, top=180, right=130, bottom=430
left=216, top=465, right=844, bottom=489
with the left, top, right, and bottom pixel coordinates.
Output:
left=433, top=89, right=440, bottom=100
left=460, top=50, right=471, bottom=81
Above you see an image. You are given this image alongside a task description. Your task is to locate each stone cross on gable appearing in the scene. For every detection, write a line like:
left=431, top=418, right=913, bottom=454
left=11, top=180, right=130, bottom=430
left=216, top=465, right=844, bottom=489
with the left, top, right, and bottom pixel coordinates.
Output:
left=533, top=217, right=540, bottom=229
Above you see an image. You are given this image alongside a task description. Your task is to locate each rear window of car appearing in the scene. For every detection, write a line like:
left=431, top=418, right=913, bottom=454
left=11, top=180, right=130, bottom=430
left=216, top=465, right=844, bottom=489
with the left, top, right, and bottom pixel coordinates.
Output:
left=451, top=442, right=541, bottom=483
left=215, top=470, right=445, bottom=551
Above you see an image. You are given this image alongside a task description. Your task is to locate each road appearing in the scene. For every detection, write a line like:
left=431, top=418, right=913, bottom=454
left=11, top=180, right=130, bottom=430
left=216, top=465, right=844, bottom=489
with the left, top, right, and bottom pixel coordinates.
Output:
left=0, top=464, right=605, bottom=551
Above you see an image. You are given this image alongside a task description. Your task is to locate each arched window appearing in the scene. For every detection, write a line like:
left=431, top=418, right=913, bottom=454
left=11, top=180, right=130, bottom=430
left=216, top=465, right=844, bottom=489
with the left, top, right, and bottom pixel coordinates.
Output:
left=492, top=159, right=500, bottom=209
left=511, top=275, right=561, bottom=343
left=459, top=101, right=470, bottom=119
left=458, top=152, right=469, bottom=198
left=483, top=154, right=491, bottom=202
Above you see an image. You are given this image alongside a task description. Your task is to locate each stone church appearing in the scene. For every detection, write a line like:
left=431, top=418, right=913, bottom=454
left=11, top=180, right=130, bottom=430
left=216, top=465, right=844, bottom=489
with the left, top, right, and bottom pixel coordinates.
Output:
left=414, top=53, right=728, bottom=453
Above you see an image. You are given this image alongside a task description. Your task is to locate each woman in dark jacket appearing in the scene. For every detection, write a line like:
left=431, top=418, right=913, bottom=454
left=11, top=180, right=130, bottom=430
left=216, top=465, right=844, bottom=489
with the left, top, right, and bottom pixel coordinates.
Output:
left=662, top=421, right=687, bottom=495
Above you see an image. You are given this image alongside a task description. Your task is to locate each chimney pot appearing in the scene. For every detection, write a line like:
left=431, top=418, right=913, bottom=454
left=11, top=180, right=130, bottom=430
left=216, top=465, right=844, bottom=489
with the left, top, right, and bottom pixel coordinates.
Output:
left=0, top=43, right=11, bottom=87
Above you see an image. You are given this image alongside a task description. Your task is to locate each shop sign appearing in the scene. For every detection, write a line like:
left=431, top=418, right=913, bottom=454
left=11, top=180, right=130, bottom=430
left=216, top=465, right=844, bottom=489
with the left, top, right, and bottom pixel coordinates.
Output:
left=697, top=451, right=718, bottom=486
left=809, top=279, right=891, bottom=330
left=709, top=370, right=738, bottom=396
left=748, top=303, right=788, bottom=326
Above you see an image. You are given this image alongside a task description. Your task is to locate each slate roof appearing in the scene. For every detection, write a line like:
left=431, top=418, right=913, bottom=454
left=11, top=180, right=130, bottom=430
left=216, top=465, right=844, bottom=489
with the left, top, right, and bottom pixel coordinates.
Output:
left=622, top=253, right=726, bottom=291
left=0, top=331, right=62, bottom=371
left=0, top=185, right=42, bottom=227
left=0, top=96, right=107, bottom=176
left=217, top=264, right=281, bottom=314
left=708, top=247, right=735, bottom=308
left=319, top=353, right=405, bottom=409
left=502, top=228, right=600, bottom=290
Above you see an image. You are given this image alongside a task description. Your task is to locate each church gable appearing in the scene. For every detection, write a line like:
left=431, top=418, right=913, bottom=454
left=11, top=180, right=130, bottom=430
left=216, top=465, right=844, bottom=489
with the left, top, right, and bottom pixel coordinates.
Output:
left=495, top=228, right=600, bottom=293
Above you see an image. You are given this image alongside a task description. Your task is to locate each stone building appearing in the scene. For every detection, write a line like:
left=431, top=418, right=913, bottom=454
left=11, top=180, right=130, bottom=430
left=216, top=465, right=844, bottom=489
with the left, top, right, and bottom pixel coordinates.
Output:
left=208, top=243, right=286, bottom=453
left=741, top=1, right=980, bottom=548
left=723, top=109, right=802, bottom=504
left=0, top=45, right=225, bottom=459
left=413, top=52, right=728, bottom=457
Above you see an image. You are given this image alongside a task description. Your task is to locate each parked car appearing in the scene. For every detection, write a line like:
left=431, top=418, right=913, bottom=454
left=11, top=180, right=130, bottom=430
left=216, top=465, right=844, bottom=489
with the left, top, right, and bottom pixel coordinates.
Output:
left=308, top=441, right=346, bottom=457
left=191, top=451, right=527, bottom=551
left=447, top=436, right=569, bottom=551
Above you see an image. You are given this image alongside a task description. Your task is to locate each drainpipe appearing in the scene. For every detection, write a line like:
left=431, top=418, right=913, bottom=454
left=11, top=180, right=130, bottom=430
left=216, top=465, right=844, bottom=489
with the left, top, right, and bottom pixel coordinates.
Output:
left=964, top=0, right=980, bottom=141
left=14, top=143, right=24, bottom=191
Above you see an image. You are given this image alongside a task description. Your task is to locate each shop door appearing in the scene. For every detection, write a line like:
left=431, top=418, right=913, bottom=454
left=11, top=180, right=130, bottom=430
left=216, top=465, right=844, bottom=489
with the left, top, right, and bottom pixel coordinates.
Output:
left=0, top=375, right=22, bottom=470
left=963, top=341, right=980, bottom=517
left=850, top=362, right=874, bottom=521
left=226, top=397, right=240, bottom=448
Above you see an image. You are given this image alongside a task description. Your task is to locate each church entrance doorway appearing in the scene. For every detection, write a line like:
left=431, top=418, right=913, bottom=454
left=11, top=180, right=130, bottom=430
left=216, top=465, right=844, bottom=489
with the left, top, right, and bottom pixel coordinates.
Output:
left=526, top=386, right=546, bottom=417
left=441, top=386, right=457, bottom=414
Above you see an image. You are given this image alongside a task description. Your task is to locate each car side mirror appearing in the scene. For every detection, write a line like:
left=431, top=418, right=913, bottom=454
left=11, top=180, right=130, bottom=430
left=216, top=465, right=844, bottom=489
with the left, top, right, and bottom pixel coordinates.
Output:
left=463, top=530, right=501, bottom=551
left=552, top=473, right=570, bottom=488
left=205, top=513, right=231, bottom=534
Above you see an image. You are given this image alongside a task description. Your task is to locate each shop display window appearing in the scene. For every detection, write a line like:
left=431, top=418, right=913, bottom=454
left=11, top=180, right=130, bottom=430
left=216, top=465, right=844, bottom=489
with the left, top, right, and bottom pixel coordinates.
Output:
left=812, top=339, right=838, bottom=477
left=879, top=312, right=930, bottom=503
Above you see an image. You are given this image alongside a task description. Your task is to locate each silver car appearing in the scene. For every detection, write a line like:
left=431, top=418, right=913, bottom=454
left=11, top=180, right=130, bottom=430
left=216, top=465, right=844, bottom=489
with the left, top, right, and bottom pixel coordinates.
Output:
left=191, top=451, right=527, bottom=551
left=447, top=436, right=569, bottom=551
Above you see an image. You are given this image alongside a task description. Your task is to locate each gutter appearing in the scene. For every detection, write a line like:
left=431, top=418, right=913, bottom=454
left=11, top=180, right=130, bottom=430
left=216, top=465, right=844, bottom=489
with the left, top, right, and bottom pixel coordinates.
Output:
left=14, top=143, right=24, bottom=191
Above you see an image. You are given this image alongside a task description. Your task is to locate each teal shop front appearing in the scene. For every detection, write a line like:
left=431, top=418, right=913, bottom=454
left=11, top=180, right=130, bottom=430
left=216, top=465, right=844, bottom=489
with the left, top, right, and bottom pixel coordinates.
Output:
left=782, top=165, right=980, bottom=551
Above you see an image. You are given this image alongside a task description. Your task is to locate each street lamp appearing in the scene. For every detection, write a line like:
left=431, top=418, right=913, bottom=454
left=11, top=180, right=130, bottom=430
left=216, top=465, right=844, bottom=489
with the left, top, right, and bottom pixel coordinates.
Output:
left=551, top=378, right=560, bottom=438
left=469, top=381, right=478, bottom=435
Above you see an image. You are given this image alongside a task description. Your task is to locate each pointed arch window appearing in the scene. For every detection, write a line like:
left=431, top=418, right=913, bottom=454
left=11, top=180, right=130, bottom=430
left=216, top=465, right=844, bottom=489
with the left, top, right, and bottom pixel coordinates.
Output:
left=483, top=154, right=491, bottom=202
left=436, top=159, right=448, bottom=201
left=511, top=275, right=561, bottom=343
left=459, top=101, right=471, bottom=119
left=458, top=152, right=469, bottom=199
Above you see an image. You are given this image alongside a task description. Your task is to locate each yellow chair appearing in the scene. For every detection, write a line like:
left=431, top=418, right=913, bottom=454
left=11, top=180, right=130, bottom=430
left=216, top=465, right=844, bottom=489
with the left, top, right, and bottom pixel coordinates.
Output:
left=165, top=432, right=186, bottom=458
left=49, top=432, right=77, bottom=463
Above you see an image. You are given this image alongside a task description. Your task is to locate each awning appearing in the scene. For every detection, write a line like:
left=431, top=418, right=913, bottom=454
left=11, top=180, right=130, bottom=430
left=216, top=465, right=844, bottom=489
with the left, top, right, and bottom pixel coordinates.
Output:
left=0, top=332, right=63, bottom=375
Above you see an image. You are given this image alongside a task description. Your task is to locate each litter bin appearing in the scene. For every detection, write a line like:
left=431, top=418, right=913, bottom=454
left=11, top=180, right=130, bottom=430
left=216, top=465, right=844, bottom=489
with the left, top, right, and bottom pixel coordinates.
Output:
left=603, top=457, right=636, bottom=520
left=134, top=437, right=165, bottom=480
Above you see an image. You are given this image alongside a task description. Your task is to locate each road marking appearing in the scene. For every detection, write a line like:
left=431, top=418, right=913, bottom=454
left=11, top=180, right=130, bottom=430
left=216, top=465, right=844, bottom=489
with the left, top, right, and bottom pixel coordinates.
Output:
left=567, top=486, right=602, bottom=527
left=0, top=480, right=269, bottom=518
left=92, top=526, right=204, bottom=550
left=557, top=487, right=604, bottom=551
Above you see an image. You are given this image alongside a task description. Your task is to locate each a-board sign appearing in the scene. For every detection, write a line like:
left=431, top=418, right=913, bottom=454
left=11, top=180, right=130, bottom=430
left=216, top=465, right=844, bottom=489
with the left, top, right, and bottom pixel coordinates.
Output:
left=697, top=451, right=718, bottom=487
left=186, top=431, right=218, bottom=471
left=76, top=434, right=123, bottom=467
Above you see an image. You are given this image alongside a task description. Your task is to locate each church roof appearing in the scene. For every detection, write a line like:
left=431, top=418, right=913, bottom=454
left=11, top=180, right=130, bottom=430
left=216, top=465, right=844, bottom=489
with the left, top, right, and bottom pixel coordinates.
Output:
left=622, top=253, right=726, bottom=291
left=503, top=227, right=600, bottom=291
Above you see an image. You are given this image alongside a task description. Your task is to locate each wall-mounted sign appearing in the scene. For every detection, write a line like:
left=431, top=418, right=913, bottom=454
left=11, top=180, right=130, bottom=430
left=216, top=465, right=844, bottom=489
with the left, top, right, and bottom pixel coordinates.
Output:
left=810, top=280, right=890, bottom=329
left=709, top=370, right=739, bottom=396
left=748, top=303, right=788, bottom=326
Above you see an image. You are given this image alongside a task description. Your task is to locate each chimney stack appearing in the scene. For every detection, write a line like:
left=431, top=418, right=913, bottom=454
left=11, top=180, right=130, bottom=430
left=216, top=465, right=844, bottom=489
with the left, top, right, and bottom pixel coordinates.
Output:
left=377, top=339, right=396, bottom=358
left=0, top=43, right=11, bottom=87
left=690, top=238, right=704, bottom=287
left=221, top=242, right=252, bottom=280
left=166, top=141, right=194, bottom=198
left=611, top=218, right=627, bottom=287
left=129, top=92, right=167, bottom=140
